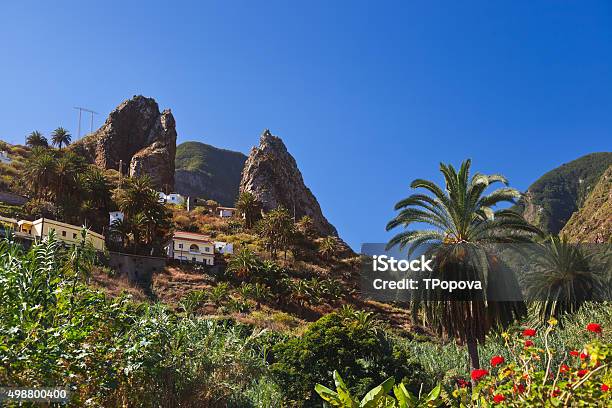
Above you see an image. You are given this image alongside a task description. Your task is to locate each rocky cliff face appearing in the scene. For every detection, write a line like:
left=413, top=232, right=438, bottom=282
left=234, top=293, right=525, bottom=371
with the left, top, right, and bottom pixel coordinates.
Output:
left=560, top=165, right=612, bottom=243
left=516, top=152, right=612, bottom=234
left=240, top=130, right=338, bottom=237
left=70, top=95, right=177, bottom=190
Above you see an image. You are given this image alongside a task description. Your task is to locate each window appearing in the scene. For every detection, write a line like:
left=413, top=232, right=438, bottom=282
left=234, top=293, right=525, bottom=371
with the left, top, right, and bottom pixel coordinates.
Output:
left=178, top=243, right=183, bottom=249
left=192, top=257, right=196, bottom=262
left=189, top=244, right=199, bottom=253
left=62, top=230, right=66, bottom=237
left=204, top=247, right=210, bottom=252
left=73, top=233, right=77, bottom=239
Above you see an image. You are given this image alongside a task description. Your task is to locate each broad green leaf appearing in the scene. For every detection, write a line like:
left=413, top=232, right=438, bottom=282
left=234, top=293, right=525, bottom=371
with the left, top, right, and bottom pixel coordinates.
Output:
left=360, top=377, right=394, bottom=408
left=425, top=384, right=441, bottom=402
left=315, top=384, right=341, bottom=405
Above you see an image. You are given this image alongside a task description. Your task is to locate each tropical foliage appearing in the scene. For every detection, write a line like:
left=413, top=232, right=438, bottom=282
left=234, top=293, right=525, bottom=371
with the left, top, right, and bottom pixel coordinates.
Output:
left=25, top=130, right=48, bottom=148
left=0, top=234, right=280, bottom=406
left=257, top=206, right=295, bottom=259
left=523, top=235, right=609, bottom=322
left=386, top=159, right=540, bottom=371
left=269, top=312, right=430, bottom=405
left=21, top=147, right=114, bottom=230
left=51, top=126, right=72, bottom=149
left=236, top=191, right=261, bottom=229
left=111, top=175, right=173, bottom=255
left=316, top=371, right=442, bottom=408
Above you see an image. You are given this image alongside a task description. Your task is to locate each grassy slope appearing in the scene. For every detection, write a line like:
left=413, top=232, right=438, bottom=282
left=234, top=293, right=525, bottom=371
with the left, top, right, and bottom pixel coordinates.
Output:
left=174, top=141, right=247, bottom=206
left=519, top=152, right=612, bottom=234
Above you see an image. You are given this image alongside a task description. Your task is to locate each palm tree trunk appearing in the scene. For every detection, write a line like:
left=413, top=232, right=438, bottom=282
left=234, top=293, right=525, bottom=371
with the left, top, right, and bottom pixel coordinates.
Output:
left=467, top=337, right=480, bottom=385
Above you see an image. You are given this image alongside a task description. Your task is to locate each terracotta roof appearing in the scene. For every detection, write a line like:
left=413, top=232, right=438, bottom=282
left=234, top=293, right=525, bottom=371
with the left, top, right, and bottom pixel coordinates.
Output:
left=173, top=231, right=213, bottom=243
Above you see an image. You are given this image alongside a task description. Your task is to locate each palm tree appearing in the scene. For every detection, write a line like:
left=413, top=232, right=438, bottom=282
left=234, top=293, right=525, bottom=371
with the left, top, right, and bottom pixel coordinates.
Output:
left=23, top=150, right=57, bottom=198
left=386, top=159, right=539, bottom=371
left=297, top=215, right=316, bottom=239
left=257, top=206, right=295, bottom=259
left=236, top=191, right=260, bottom=229
left=227, top=247, right=260, bottom=279
left=524, top=235, right=607, bottom=322
left=81, top=167, right=112, bottom=210
left=110, top=218, right=132, bottom=249
left=54, top=154, right=77, bottom=201
left=51, top=127, right=72, bottom=149
left=113, top=176, right=157, bottom=217
left=25, top=130, right=48, bottom=148
left=318, top=236, right=339, bottom=260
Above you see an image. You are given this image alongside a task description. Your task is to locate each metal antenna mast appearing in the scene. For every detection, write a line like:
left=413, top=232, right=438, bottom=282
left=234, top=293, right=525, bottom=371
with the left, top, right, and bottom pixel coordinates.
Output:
left=73, top=107, right=98, bottom=138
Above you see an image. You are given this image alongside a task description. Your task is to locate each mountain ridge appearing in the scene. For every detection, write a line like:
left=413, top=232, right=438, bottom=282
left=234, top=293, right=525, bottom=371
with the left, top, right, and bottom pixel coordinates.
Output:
left=174, top=141, right=247, bottom=207
left=518, top=152, right=612, bottom=234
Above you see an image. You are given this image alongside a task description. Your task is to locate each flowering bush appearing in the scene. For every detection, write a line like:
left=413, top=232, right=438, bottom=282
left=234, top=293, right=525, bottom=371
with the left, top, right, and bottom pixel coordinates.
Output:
left=452, top=319, right=611, bottom=406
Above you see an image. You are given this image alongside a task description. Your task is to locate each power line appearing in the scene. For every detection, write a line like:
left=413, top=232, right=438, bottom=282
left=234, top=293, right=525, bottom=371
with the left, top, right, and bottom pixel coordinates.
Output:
left=73, top=107, right=98, bottom=138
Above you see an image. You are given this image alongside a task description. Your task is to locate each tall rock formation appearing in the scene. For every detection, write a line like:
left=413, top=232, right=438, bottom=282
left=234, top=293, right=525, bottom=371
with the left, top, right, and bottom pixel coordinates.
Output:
left=70, top=95, right=177, bottom=190
left=240, top=130, right=338, bottom=237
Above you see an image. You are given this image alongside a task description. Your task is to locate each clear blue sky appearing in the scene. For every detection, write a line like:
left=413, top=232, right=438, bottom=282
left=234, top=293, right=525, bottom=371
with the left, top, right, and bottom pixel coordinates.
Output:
left=1, top=1, right=611, bottom=249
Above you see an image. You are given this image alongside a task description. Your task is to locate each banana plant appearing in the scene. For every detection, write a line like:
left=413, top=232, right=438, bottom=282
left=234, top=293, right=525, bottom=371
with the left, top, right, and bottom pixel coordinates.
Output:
left=315, top=371, right=442, bottom=408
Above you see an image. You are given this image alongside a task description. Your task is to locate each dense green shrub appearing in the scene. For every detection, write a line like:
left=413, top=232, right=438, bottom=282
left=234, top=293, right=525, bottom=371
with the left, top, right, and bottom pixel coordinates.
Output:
left=269, top=312, right=430, bottom=406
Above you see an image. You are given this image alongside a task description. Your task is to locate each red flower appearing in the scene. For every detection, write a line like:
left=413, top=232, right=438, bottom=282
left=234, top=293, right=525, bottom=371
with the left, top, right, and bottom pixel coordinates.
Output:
left=513, top=383, right=525, bottom=393
left=490, top=355, right=505, bottom=367
left=569, top=350, right=580, bottom=357
left=577, top=369, right=589, bottom=378
left=602, top=384, right=610, bottom=392
left=471, top=369, right=489, bottom=381
left=522, top=328, right=537, bottom=337
left=559, top=364, right=570, bottom=373
left=580, top=352, right=589, bottom=360
left=456, top=378, right=469, bottom=388
left=586, top=323, right=602, bottom=333
left=551, top=388, right=561, bottom=397
left=493, top=394, right=505, bottom=404
left=524, top=340, right=534, bottom=347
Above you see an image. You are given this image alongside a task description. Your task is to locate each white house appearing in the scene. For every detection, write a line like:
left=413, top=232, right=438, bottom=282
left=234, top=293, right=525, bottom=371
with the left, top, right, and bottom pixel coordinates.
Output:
left=0, top=151, right=11, bottom=164
left=167, top=231, right=215, bottom=265
left=218, top=206, right=236, bottom=218
left=109, top=211, right=124, bottom=226
left=158, top=192, right=185, bottom=206
left=214, top=241, right=234, bottom=254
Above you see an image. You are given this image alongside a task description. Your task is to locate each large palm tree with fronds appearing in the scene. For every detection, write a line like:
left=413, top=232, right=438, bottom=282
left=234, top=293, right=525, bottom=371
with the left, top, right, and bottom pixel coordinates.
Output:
left=51, top=127, right=72, bottom=149
left=25, top=130, right=48, bottom=148
left=113, top=176, right=158, bottom=217
left=23, top=149, right=57, bottom=198
left=386, top=159, right=539, bottom=371
left=236, top=191, right=261, bottom=229
left=524, top=235, right=608, bottom=322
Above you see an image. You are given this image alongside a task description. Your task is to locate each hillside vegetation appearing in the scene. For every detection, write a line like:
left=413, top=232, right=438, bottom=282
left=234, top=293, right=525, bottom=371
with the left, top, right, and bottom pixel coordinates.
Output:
left=519, top=152, right=612, bottom=234
left=561, top=164, right=612, bottom=243
left=174, top=141, right=246, bottom=206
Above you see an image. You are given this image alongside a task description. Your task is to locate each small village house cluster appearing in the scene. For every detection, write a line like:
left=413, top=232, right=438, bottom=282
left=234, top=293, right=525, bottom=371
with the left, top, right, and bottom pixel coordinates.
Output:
left=0, top=190, right=237, bottom=267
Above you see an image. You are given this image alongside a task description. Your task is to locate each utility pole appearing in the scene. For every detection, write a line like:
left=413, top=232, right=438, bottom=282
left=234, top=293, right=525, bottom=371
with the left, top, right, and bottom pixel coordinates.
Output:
left=118, top=160, right=123, bottom=187
left=73, top=107, right=98, bottom=138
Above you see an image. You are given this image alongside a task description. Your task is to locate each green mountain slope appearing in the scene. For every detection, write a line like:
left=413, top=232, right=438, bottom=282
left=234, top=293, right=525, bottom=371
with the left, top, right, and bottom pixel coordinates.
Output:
left=560, top=164, right=612, bottom=243
left=174, top=141, right=247, bottom=206
left=519, top=152, right=612, bottom=234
